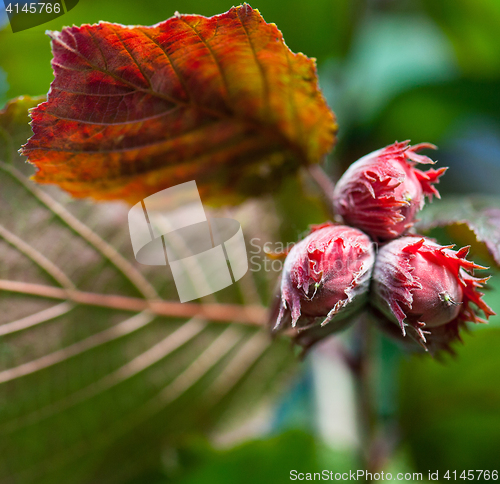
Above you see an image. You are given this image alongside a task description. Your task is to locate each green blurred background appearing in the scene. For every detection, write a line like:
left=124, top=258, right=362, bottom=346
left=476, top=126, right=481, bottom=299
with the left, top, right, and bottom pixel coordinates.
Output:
left=1, top=0, right=500, bottom=482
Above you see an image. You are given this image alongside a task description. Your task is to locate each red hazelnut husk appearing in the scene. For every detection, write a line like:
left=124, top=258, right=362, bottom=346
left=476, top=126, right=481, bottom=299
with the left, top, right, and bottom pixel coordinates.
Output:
left=271, top=223, right=375, bottom=342
left=332, top=141, right=446, bottom=241
left=372, top=236, right=495, bottom=352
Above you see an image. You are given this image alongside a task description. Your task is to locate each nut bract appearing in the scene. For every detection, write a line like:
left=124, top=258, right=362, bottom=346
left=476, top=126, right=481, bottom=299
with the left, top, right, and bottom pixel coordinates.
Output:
left=272, top=223, right=375, bottom=338
left=332, top=141, right=446, bottom=240
left=372, top=235, right=495, bottom=351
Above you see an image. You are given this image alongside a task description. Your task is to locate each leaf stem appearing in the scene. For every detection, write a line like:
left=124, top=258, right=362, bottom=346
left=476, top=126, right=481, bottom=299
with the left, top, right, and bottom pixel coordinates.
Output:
left=308, top=163, right=336, bottom=210
left=308, top=164, right=336, bottom=198
left=0, top=279, right=267, bottom=326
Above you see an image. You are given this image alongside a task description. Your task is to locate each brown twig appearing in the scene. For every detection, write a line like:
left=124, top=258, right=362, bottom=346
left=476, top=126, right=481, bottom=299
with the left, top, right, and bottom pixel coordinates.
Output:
left=0, top=279, right=267, bottom=326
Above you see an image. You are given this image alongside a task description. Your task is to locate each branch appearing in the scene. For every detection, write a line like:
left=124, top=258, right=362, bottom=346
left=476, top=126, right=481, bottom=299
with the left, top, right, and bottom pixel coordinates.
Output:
left=0, top=280, right=267, bottom=326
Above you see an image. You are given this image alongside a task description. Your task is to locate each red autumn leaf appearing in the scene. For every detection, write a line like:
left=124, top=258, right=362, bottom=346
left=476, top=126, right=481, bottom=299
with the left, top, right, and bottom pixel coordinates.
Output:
left=21, top=4, right=337, bottom=204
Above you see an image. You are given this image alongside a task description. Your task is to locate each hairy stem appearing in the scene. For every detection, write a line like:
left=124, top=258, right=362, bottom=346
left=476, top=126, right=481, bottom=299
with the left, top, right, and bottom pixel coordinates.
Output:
left=0, top=279, right=267, bottom=326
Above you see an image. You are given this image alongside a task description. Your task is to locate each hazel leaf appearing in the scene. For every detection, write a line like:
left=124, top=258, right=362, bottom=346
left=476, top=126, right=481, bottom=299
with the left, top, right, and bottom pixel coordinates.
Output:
left=21, top=4, right=337, bottom=205
left=416, top=196, right=500, bottom=268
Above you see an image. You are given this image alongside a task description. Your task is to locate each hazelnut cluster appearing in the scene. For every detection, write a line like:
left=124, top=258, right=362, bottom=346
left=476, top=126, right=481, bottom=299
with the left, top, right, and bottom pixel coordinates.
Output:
left=271, top=141, right=495, bottom=354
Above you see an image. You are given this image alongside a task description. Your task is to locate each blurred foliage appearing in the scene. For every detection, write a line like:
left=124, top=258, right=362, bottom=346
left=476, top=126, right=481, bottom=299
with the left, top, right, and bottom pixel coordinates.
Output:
left=273, top=175, right=331, bottom=244
left=159, top=429, right=359, bottom=484
left=399, top=328, right=500, bottom=473
left=421, top=0, right=500, bottom=77
left=371, top=79, right=500, bottom=152
left=167, top=430, right=351, bottom=484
